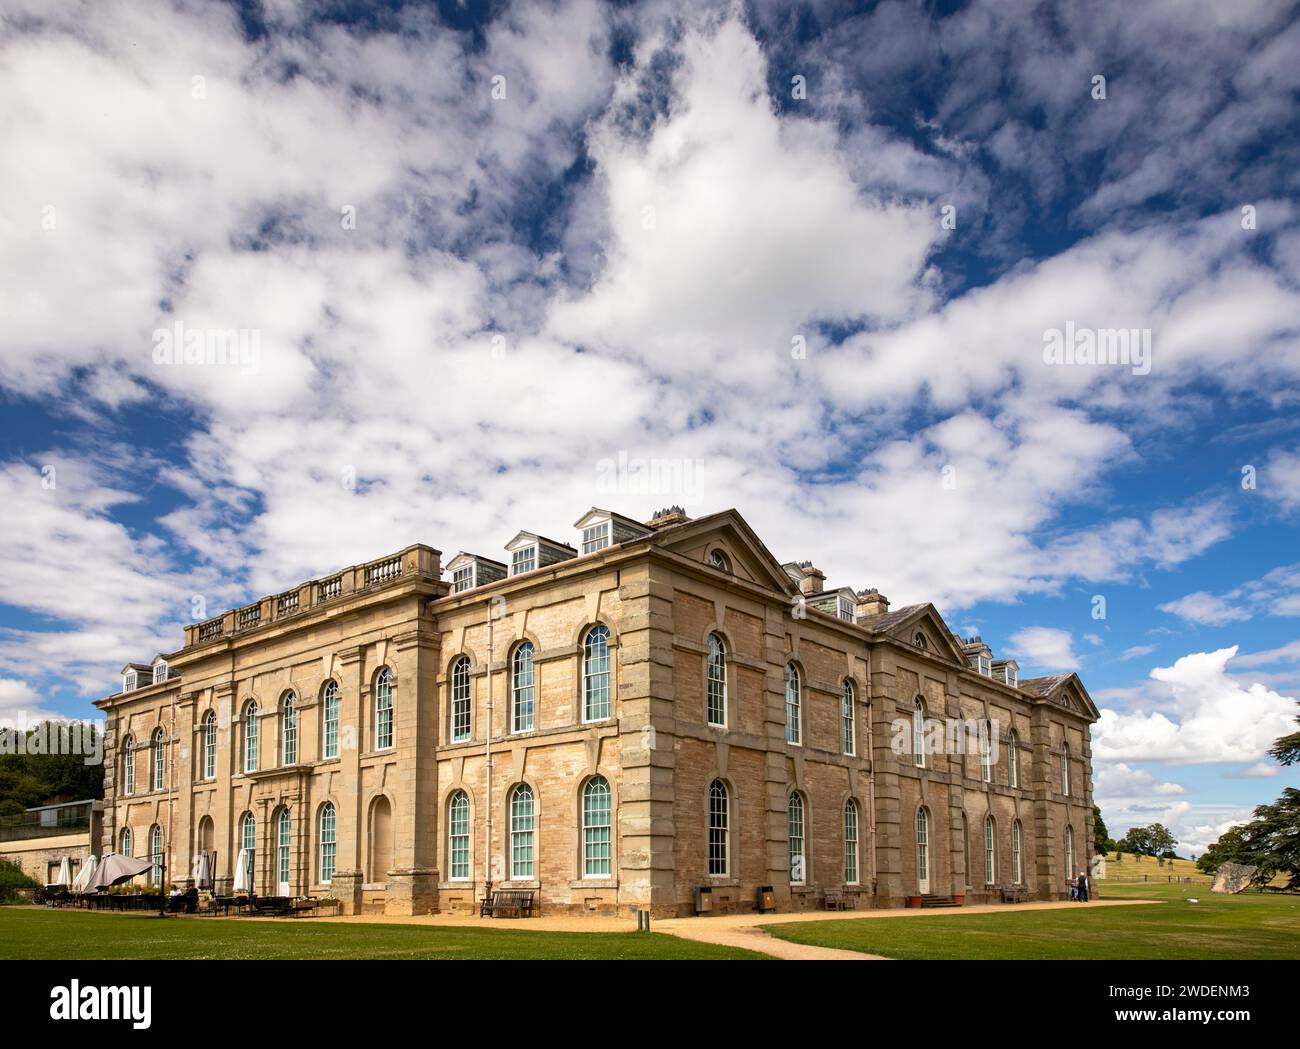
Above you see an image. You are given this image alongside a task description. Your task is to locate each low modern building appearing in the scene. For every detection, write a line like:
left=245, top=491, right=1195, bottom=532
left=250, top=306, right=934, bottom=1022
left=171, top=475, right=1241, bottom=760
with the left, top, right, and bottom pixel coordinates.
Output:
left=0, top=800, right=103, bottom=886
left=93, top=506, right=1097, bottom=916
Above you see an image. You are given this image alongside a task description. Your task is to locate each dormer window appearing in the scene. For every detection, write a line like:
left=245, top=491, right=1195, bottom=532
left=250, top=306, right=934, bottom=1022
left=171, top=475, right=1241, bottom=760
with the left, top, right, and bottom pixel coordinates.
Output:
left=977, top=654, right=991, bottom=676
left=581, top=521, right=611, bottom=555
left=153, top=662, right=168, bottom=684
left=123, top=670, right=138, bottom=692
left=511, top=545, right=537, bottom=576
left=453, top=564, right=475, bottom=593
left=838, top=596, right=855, bottom=623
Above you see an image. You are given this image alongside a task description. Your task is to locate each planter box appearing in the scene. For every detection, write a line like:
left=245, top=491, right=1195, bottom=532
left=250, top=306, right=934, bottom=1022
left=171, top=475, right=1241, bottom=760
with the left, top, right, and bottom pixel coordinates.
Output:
left=906, top=895, right=922, bottom=908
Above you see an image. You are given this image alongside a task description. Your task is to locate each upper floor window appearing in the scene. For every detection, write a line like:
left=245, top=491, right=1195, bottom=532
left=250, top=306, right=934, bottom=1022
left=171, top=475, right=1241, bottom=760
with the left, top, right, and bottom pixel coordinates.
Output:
left=452, top=564, right=474, bottom=593
left=583, top=625, right=612, bottom=722
left=912, top=698, right=926, bottom=767
left=201, top=711, right=216, bottom=780
left=837, top=595, right=855, bottom=622
left=582, top=776, right=612, bottom=878
left=374, top=668, right=394, bottom=750
left=1062, top=742, right=1071, bottom=796
left=121, top=735, right=135, bottom=796
left=123, top=670, right=138, bottom=692
left=150, top=728, right=165, bottom=791
left=451, top=657, right=472, bottom=742
left=510, top=546, right=537, bottom=575
left=581, top=521, right=611, bottom=555
left=242, top=700, right=259, bottom=773
left=152, top=661, right=168, bottom=684
left=706, top=633, right=727, bottom=727
left=969, top=653, right=991, bottom=676
left=120, top=826, right=133, bottom=857
left=1008, top=730, right=1019, bottom=787
left=841, top=680, right=856, bottom=755
left=322, top=681, right=339, bottom=759
left=785, top=663, right=802, bottom=745
left=707, top=549, right=731, bottom=573
left=281, top=691, right=297, bottom=765
left=511, top=643, right=535, bottom=733
left=912, top=632, right=928, bottom=650
left=980, top=726, right=992, bottom=783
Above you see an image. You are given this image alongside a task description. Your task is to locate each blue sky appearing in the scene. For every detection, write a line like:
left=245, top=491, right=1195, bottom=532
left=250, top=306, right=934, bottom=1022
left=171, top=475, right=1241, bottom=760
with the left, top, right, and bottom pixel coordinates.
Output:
left=1, top=0, right=1298, bottom=854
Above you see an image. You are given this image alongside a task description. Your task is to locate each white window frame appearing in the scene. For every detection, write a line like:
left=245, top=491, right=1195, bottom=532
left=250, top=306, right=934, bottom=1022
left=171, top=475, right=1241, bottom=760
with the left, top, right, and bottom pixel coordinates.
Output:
left=707, top=549, right=731, bottom=572
left=844, top=799, right=860, bottom=885
left=319, top=803, right=336, bottom=884
left=510, top=545, right=537, bottom=576
left=1064, top=825, right=1075, bottom=881
left=984, top=815, right=996, bottom=885
left=322, top=681, right=339, bottom=759
left=838, top=595, right=855, bottom=622
left=149, top=825, right=163, bottom=885
left=580, top=520, right=611, bottom=555
left=122, top=736, right=135, bottom=796
left=150, top=729, right=165, bottom=792
left=582, top=777, right=612, bottom=878
left=509, top=784, right=535, bottom=880
left=281, top=692, right=297, bottom=766
left=785, top=663, right=802, bottom=746
left=448, top=791, right=470, bottom=880
left=452, top=564, right=475, bottom=593
left=980, top=726, right=992, bottom=783
left=241, top=811, right=256, bottom=889
left=511, top=643, right=535, bottom=733
left=120, top=826, right=133, bottom=857
left=706, top=633, right=727, bottom=727
left=1062, top=743, right=1071, bottom=796
left=1011, top=820, right=1023, bottom=884
left=451, top=657, right=472, bottom=742
left=123, top=670, right=137, bottom=692
left=912, top=698, right=926, bottom=767
left=708, top=779, right=729, bottom=877
left=582, top=625, right=612, bottom=723
left=202, top=713, right=216, bottom=780
left=916, top=807, right=929, bottom=885
left=788, top=793, right=806, bottom=885
left=1008, top=730, right=1019, bottom=787
left=242, top=701, right=259, bottom=773
left=277, top=808, right=291, bottom=891
left=374, top=668, right=394, bottom=751
left=152, top=661, right=168, bottom=684
left=841, top=679, right=856, bottom=755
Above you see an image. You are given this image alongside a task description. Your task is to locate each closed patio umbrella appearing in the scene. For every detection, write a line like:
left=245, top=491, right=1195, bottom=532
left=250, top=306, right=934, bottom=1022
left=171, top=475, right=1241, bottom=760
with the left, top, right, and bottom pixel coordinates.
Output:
left=92, top=852, right=153, bottom=889
left=71, top=855, right=98, bottom=893
left=50, top=856, right=72, bottom=887
left=232, top=848, right=250, bottom=894
left=192, top=850, right=212, bottom=890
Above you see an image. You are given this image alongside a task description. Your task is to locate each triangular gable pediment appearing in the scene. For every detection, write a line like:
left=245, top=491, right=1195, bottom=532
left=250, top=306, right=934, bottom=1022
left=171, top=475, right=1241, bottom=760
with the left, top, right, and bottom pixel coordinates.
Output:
left=861, top=604, right=967, bottom=666
left=651, top=509, right=798, bottom=596
left=1042, top=673, right=1100, bottom=721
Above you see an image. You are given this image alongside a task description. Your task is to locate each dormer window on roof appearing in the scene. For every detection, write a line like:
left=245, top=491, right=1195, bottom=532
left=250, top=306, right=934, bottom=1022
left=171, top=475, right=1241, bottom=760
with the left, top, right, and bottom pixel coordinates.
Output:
left=453, top=564, right=474, bottom=592
left=511, top=546, right=536, bottom=575
left=837, top=595, right=856, bottom=622
left=446, top=553, right=507, bottom=594
left=993, top=660, right=1019, bottom=687
left=573, top=508, right=653, bottom=557
left=153, top=661, right=169, bottom=684
left=581, top=520, right=611, bottom=554
left=123, top=670, right=137, bottom=692
left=505, top=532, right=577, bottom=576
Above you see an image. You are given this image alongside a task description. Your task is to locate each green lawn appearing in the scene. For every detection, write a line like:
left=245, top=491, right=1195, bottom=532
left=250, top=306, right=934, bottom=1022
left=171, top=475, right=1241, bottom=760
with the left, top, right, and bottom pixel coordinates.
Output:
left=0, top=907, right=763, bottom=960
left=766, top=882, right=1300, bottom=960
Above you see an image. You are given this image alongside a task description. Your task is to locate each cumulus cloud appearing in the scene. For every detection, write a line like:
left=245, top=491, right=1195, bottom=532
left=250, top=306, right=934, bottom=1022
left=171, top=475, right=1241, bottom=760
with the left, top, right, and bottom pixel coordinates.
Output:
left=1159, top=563, right=1300, bottom=626
left=1094, top=646, right=1297, bottom=765
left=1008, top=627, right=1079, bottom=671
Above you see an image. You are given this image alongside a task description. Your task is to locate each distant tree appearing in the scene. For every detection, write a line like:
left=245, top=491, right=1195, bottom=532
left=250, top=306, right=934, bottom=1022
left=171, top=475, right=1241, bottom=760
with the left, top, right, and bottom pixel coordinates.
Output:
left=1197, top=790, right=1300, bottom=889
left=1146, top=824, right=1178, bottom=856
left=1122, top=826, right=1154, bottom=857
left=1269, top=699, right=1299, bottom=766
left=1159, top=850, right=1177, bottom=860
left=0, top=721, right=103, bottom=810
left=1093, top=806, right=1114, bottom=854
left=1114, top=848, right=1124, bottom=864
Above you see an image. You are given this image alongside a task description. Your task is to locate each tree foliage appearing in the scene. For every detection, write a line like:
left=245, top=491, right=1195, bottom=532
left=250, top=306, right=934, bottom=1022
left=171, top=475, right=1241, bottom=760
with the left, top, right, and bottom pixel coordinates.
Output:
left=0, top=722, right=103, bottom=809
left=1197, top=789, right=1300, bottom=888
left=1093, top=805, right=1114, bottom=854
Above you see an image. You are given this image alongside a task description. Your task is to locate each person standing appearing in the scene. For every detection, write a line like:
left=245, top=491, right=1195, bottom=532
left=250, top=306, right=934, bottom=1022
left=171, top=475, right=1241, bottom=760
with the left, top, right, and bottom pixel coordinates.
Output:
left=1078, top=871, right=1090, bottom=902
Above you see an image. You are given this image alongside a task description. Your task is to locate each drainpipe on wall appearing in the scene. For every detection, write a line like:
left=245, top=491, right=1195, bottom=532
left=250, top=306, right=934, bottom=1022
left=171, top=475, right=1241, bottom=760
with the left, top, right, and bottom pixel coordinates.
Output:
left=865, top=656, right=878, bottom=897
left=167, top=689, right=177, bottom=889
left=484, top=610, right=494, bottom=902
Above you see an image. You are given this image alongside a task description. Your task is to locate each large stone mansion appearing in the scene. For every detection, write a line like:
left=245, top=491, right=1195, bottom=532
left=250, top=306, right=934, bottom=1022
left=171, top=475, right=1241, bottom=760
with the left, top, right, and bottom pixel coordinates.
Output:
left=94, top=506, right=1097, bottom=916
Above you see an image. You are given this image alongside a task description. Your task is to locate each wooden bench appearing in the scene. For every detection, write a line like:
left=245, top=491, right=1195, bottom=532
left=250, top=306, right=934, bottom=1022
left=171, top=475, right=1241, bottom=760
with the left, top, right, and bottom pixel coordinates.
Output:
left=999, top=885, right=1027, bottom=904
left=480, top=890, right=536, bottom=918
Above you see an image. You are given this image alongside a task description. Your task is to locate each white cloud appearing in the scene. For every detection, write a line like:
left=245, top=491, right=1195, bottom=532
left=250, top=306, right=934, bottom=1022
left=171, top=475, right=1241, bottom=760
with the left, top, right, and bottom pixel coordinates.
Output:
left=1093, top=646, right=1297, bottom=764
left=1120, top=644, right=1158, bottom=661
left=1007, top=627, right=1079, bottom=671
left=1159, top=563, right=1300, bottom=626
left=1094, top=762, right=1185, bottom=798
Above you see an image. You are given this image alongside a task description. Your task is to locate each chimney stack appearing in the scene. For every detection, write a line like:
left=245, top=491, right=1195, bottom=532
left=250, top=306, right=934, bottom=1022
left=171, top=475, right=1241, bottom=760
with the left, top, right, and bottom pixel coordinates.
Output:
left=795, top=561, right=825, bottom=596
left=646, top=505, right=691, bottom=528
left=857, top=588, right=890, bottom=617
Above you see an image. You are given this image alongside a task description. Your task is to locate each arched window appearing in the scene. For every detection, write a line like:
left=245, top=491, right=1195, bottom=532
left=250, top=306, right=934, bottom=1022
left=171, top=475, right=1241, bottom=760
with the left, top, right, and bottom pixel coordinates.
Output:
left=980, top=723, right=992, bottom=783
left=450, top=658, right=471, bottom=742
left=511, top=643, right=535, bottom=733
left=788, top=792, right=806, bottom=885
left=281, top=691, right=297, bottom=766
left=913, top=631, right=928, bottom=650
left=582, top=776, right=612, bottom=878
left=844, top=799, right=860, bottom=885
left=708, top=549, right=731, bottom=573
left=1064, top=824, right=1075, bottom=881
left=319, top=803, right=336, bottom=884
left=150, top=728, right=165, bottom=791
left=1008, top=729, right=1019, bottom=788
left=708, top=780, right=729, bottom=876
left=1062, top=742, right=1071, bottom=796
left=841, top=679, right=856, bottom=755
left=149, top=824, right=163, bottom=884
left=322, top=681, right=339, bottom=759
left=1012, top=819, right=1023, bottom=884
left=374, top=668, right=394, bottom=750
left=121, top=735, right=135, bottom=796
left=276, top=808, right=291, bottom=892
left=448, top=791, right=470, bottom=880
left=120, top=826, right=133, bottom=857
left=961, top=812, right=971, bottom=886
left=984, top=815, right=996, bottom=884
left=582, top=625, right=612, bottom=722
left=201, top=711, right=216, bottom=780
left=509, top=784, right=535, bottom=880
left=912, top=698, right=926, bottom=767
left=242, top=700, right=259, bottom=773
left=916, top=807, right=930, bottom=889
left=706, top=633, right=727, bottom=727
left=240, top=811, right=256, bottom=890
left=785, top=663, right=801, bottom=745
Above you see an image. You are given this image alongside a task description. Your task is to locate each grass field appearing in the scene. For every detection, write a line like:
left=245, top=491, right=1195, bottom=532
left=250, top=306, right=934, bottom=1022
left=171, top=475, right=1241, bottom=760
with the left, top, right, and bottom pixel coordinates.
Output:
left=0, top=907, right=765, bottom=960
left=766, top=881, right=1300, bottom=960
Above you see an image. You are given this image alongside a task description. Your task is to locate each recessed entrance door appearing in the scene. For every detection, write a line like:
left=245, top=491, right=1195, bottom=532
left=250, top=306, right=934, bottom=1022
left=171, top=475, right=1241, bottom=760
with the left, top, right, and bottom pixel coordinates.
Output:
left=276, top=809, right=291, bottom=897
left=916, top=807, right=930, bottom=895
